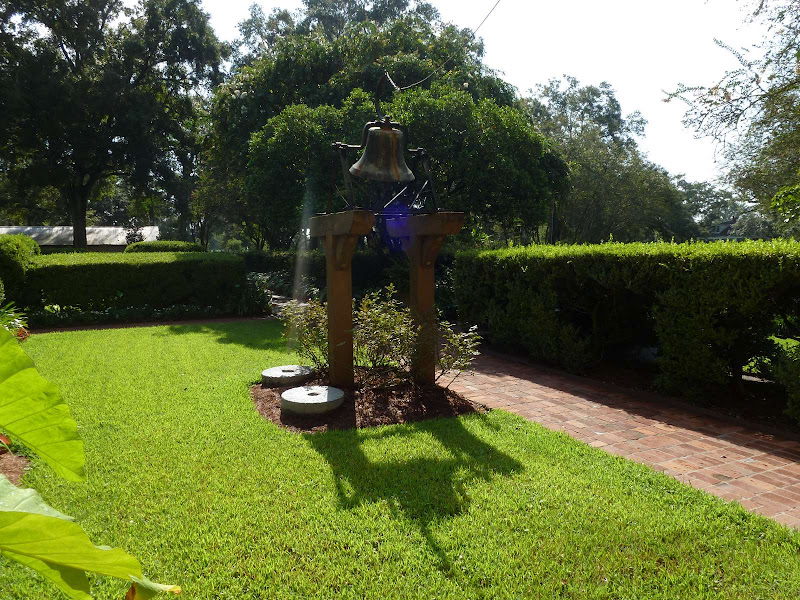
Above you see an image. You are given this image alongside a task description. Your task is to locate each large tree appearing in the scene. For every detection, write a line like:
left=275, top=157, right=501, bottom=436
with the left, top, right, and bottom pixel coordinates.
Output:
left=205, top=3, right=542, bottom=249
left=671, top=0, right=799, bottom=226
left=0, top=0, right=226, bottom=246
left=524, top=76, right=698, bottom=243
left=241, top=85, right=566, bottom=249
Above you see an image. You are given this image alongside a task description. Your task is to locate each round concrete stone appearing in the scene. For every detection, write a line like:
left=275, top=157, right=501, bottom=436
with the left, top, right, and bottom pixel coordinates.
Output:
left=281, top=386, right=345, bottom=415
left=261, top=365, right=314, bottom=388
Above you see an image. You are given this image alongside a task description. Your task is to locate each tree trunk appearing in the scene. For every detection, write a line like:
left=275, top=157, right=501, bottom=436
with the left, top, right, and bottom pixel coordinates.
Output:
left=70, top=187, right=90, bottom=248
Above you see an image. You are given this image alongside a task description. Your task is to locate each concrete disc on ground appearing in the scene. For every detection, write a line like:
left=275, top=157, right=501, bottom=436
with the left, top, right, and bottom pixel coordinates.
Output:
left=281, top=386, right=345, bottom=415
left=261, top=365, right=314, bottom=388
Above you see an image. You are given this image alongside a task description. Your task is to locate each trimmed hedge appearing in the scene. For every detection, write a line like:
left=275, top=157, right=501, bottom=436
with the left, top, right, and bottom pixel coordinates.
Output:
left=125, top=240, right=205, bottom=253
left=243, top=249, right=455, bottom=300
left=454, top=241, right=800, bottom=401
left=0, top=234, right=40, bottom=300
left=22, top=252, right=248, bottom=316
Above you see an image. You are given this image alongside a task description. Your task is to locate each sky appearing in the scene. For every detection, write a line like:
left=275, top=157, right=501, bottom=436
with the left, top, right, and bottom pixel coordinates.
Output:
left=199, top=0, right=765, bottom=183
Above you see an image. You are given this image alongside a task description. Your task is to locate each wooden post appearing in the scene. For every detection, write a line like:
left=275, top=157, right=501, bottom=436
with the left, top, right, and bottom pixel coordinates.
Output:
left=386, top=212, right=465, bottom=385
left=309, top=211, right=374, bottom=387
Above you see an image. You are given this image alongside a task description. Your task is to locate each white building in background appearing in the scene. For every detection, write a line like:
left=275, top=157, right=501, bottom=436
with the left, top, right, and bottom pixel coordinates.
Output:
left=0, top=226, right=159, bottom=251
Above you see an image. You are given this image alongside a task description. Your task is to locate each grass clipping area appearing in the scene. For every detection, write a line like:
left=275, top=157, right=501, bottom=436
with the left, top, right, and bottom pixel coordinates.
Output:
left=1, top=321, right=798, bottom=599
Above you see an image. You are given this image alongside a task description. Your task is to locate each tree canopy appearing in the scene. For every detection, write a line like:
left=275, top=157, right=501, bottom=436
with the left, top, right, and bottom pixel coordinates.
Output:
left=205, top=3, right=560, bottom=249
left=524, top=77, right=698, bottom=243
left=0, top=0, right=226, bottom=246
left=672, top=0, right=800, bottom=230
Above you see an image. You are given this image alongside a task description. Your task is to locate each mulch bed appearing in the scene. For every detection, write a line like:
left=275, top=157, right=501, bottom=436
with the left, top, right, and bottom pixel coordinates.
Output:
left=252, top=376, right=486, bottom=433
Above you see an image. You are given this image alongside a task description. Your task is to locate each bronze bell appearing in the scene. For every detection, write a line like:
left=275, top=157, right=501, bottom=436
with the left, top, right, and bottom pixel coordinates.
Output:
left=349, top=118, right=415, bottom=182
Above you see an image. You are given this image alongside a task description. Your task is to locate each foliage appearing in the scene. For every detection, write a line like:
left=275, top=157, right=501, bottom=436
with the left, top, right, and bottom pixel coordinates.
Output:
left=237, top=273, right=274, bottom=317
left=0, top=328, right=178, bottom=599
left=776, top=345, right=800, bottom=422
left=0, top=0, right=227, bottom=246
left=125, top=241, right=205, bottom=253
left=21, top=253, right=249, bottom=316
left=0, top=234, right=40, bottom=301
left=436, top=322, right=481, bottom=386
left=353, top=285, right=419, bottom=386
left=236, top=83, right=565, bottom=250
left=0, top=274, right=27, bottom=337
left=5, top=322, right=800, bottom=598
left=27, top=303, right=236, bottom=329
left=281, top=298, right=328, bottom=372
left=207, top=4, right=535, bottom=249
left=772, top=179, right=800, bottom=223
left=0, top=300, right=28, bottom=338
left=670, top=1, right=800, bottom=229
left=243, top=248, right=459, bottom=307
left=0, top=328, right=84, bottom=480
left=454, top=241, right=800, bottom=404
left=523, top=76, right=698, bottom=243
left=284, top=284, right=480, bottom=387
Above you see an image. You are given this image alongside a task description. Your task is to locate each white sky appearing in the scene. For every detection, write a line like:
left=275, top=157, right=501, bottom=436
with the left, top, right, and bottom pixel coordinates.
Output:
left=199, top=0, right=765, bottom=183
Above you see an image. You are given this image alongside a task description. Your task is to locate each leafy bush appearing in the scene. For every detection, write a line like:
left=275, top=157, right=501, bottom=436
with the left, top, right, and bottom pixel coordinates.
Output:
left=775, top=345, right=800, bottom=422
left=27, top=303, right=236, bottom=328
left=244, top=249, right=454, bottom=302
left=353, top=285, right=419, bottom=386
left=125, top=240, right=205, bottom=252
left=0, top=275, right=27, bottom=338
left=0, top=234, right=40, bottom=301
left=281, top=298, right=329, bottom=372
left=237, top=273, right=274, bottom=316
left=454, top=241, right=800, bottom=400
left=21, top=253, right=251, bottom=321
left=282, top=285, right=481, bottom=387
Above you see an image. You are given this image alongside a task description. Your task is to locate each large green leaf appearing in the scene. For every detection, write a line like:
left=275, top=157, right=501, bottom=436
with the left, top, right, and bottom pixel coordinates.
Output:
left=0, top=475, right=181, bottom=599
left=0, top=328, right=85, bottom=481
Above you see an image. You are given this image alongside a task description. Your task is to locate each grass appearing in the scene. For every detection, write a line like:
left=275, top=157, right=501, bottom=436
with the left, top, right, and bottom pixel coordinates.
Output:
left=2, top=320, right=799, bottom=599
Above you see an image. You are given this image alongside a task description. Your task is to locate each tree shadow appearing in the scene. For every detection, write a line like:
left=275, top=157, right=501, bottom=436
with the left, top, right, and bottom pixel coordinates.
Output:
left=159, top=320, right=290, bottom=351
left=304, top=414, right=522, bottom=572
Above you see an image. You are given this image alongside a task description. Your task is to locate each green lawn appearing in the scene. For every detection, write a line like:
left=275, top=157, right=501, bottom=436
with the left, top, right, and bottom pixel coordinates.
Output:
left=2, top=321, right=799, bottom=599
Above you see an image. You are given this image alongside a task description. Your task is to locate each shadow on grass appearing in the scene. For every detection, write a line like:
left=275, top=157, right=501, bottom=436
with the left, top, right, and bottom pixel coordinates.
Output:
left=162, top=320, right=289, bottom=351
left=305, top=413, right=522, bottom=572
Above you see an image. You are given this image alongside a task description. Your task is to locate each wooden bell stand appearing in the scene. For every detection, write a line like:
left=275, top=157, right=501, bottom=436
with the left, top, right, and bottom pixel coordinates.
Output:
left=309, top=210, right=464, bottom=387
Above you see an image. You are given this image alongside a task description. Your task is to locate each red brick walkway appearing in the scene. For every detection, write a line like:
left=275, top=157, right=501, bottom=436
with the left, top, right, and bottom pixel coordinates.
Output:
left=449, top=353, right=800, bottom=528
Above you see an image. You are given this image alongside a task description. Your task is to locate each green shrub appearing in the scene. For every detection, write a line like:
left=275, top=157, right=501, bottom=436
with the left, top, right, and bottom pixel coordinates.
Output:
left=775, top=345, right=800, bottom=423
left=454, top=241, right=800, bottom=397
left=22, top=252, right=249, bottom=318
left=0, top=276, right=27, bottom=336
left=125, top=240, right=205, bottom=253
left=0, top=234, right=40, bottom=300
left=281, top=298, right=329, bottom=372
left=236, top=273, right=273, bottom=316
left=244, top=249, right=453, bottom=301
left=282, top=284, right=480, bottom=388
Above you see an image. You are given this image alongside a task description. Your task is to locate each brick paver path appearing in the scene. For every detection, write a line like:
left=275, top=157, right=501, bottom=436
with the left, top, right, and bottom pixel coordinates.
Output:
left=449, top=353, right=800, bottom=528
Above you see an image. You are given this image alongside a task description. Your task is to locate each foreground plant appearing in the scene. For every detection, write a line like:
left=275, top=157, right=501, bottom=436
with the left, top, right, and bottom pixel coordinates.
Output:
left=283, top=285, right=481, bottom=388
left=281, top=299, right=329, bottom=372
left=0, top=329, right=179, bottom=599
left=0, top=278, right=28, bottom=340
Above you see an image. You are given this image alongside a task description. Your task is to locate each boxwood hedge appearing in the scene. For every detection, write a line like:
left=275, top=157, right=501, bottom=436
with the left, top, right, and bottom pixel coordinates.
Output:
left=0, top=234, right=41, bottom=301
left=22, top=252, right=247, bottom=315
left=453, top=241, right=800, bottom=405
left=125, top=240, right=205, bottom=252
